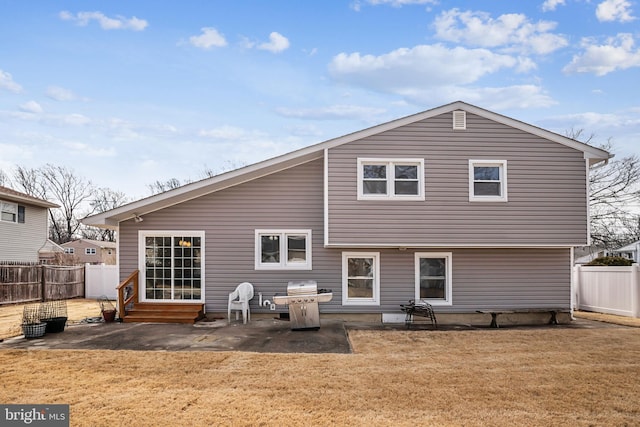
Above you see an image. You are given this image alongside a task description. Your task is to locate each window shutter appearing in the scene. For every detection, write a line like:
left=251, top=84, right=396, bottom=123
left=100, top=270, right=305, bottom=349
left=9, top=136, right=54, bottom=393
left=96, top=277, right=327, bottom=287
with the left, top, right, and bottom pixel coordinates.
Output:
left=17, top=205, right=25, bottom=223
left=453, top=110, right=466, bottom=130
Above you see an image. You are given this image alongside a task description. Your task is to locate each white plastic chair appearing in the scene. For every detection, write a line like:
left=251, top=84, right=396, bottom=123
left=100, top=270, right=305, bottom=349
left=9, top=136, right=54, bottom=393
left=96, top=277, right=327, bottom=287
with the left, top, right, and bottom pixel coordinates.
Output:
left=228, top=282, right=254, bottom=324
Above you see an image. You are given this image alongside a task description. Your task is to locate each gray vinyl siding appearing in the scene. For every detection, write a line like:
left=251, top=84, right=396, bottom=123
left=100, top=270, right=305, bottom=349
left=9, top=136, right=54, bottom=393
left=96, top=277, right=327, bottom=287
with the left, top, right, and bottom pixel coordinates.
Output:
left=119, top=159, right=332, bottom=313
left=119, top=159, right=571, bottom=314
left=0, top=204, right=49, bottom=262
left=376, top=248, right=571, bottom=313
left=327, top=111, right=589, bottom=246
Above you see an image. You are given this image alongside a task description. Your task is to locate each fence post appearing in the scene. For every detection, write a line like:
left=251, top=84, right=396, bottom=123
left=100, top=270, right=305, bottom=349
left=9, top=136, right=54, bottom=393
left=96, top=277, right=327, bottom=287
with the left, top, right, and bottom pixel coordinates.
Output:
left=573, top=265, right=580, bottom=312
left=40, top=265, right=46, bottom=302
left=632, top=265, right=639, bottom=318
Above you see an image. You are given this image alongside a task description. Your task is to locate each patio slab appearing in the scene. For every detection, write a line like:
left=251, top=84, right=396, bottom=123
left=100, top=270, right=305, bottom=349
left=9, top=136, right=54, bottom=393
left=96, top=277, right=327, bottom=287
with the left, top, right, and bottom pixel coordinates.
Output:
left=0, top=317, right=353, bottom=353
left=0, top=315, right=626, bottom=353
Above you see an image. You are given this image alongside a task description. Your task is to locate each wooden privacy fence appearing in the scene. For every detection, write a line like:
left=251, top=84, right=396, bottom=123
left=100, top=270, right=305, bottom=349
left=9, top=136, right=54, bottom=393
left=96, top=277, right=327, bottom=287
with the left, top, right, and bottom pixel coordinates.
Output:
left=0, top=264, right=85, bottom=304
left=574, top=265, right=640, bottom=318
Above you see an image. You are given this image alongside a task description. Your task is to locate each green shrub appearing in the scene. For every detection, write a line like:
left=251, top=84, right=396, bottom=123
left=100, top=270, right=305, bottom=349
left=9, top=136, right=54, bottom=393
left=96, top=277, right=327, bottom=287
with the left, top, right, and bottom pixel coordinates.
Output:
left=586, top=256, right=634, bottom=266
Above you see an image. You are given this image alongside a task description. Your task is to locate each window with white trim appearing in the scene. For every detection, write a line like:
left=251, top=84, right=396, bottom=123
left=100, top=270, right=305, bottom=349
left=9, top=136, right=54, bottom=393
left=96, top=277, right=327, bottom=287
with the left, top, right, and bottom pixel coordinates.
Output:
left=357, top=158, right=425, bottom=200
left=85, top=248, right=97, bottom=255
left=255, top=230, right=312, bottom=270
left=64, top=248, right=74, bottom=254
left=140, top=231, right=204, bottom=301
left=415, top=252, right=452, bottom=306
left=1, top=201, right=26, bottom=223
left=342, top=252, right=380, bottom=306
left=469, top=160, right=507, bottom=202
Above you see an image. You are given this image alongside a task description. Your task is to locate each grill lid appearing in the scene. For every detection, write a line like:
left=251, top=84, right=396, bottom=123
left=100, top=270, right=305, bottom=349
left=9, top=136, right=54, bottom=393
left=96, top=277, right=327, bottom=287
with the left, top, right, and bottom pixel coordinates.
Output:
left=287, top=280, right=318, bottom=296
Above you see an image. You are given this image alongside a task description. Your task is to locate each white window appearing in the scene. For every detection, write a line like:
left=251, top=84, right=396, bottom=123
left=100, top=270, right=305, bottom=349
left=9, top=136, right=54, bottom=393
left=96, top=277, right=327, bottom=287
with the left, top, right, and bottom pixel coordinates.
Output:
left=255, top=230, right=312, bottom=270
left=357, top=158, right=425, bottom=200
left=64, top=248, right=75, bottom=254
left=342, top=252, right=380, bottom=306
left=1, top=201, right=25, bottom=223
left=85, top=248, right=97, bottom=255
left=1, top=201, right=17, bottom=222
left=139, top=231, right=204, bottom=301
left=415, top=252, right=452, bottom=306
left=469, top=160, right=507, bottom=202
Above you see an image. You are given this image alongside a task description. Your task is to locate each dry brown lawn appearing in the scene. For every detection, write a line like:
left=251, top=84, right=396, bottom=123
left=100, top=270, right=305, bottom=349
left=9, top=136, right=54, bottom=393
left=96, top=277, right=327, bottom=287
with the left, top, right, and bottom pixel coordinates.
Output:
left=0, top=299, right=104, bottom=340
left=1, top=303, right=639, bottom=426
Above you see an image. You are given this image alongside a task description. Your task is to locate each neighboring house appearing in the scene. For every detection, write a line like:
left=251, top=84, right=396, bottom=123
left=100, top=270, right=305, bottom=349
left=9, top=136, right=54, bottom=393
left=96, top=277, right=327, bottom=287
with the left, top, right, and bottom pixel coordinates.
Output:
left=38, top=239, right=65, bottom=264
left=61, top=239, right=117, bottom=265
left=0, top=185, right=59, bottom=263
left=608, top=241, right=640, bottom=263
left=573, top=245, right=607, bottom=265
left=83, top=101, right=610, bottom=323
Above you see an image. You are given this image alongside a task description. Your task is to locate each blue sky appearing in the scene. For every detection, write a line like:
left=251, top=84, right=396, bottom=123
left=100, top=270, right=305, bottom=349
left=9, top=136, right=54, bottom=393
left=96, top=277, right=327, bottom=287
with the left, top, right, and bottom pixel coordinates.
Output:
left=1, top=0, right=639, bottom=199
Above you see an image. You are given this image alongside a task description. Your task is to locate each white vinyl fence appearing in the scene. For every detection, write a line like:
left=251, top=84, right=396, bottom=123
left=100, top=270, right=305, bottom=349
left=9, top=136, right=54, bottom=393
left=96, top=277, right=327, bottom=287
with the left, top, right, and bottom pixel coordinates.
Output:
left=574, top=265, right=640, bottom=318
left=85, top=264, right=119, bottom=299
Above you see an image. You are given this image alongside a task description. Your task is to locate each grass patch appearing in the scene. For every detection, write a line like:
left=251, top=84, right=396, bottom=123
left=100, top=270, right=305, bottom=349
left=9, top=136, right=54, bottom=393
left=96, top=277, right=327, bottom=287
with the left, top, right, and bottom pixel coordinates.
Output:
left=1, top=327, right=639, bottom=426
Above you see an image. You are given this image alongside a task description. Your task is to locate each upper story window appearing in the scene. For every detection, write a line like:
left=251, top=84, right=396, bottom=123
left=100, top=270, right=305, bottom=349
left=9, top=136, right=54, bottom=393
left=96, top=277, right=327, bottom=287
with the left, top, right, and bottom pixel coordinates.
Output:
left=1, top=201, right=25, bottom=223
left=469, top=160, right=508, bottom=202
left=64, top=248, right=74, bottom=254
left=357, top=158, right=425, bottom=201
left=255, top=230, right=312, bottom=270
left=85, top=248, right=97, bottom=255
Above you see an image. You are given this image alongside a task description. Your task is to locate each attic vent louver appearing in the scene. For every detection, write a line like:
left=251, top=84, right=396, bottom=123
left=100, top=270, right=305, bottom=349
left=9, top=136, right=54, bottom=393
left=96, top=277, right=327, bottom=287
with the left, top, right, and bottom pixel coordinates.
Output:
left=453, top=110, right=466, bottom=130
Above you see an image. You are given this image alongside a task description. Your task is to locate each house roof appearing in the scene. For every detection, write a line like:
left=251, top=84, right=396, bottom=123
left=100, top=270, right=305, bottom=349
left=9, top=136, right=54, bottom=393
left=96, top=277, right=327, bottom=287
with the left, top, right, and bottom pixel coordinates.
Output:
left=61, top=239, right=117, bottom=249
left=0, top=185, right=59, bottom=208
left=38, top=239, right=65, bottom=254
left=611, top=241, right=640, bottom=252
left=83, top=101, right=612, bottom=230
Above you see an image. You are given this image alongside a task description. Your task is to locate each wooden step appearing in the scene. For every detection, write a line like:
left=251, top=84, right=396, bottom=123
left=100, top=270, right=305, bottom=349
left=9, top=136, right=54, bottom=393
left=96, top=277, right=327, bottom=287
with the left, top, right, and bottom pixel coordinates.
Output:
left=123, top=302, right=204, bottom=324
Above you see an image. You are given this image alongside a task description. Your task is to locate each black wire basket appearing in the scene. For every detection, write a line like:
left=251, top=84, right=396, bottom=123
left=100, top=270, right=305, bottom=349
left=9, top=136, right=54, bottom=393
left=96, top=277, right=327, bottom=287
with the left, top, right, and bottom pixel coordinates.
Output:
left=40, top=300, right=68, bottom=333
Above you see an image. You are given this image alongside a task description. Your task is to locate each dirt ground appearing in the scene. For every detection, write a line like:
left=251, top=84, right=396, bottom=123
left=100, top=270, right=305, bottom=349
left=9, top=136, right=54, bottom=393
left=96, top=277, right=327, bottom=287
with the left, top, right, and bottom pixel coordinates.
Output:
left=0, top=302, right=639, bottom=426
left=0, top=299, right=106, bottom=340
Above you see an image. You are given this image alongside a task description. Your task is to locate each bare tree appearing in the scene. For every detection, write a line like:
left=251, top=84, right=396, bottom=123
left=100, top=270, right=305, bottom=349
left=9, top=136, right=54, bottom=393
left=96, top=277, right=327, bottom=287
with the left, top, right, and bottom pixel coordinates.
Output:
left=12, top=166, right=48, bottom=199
left=83, top=187, right=129, bottom=242
left=568, top=130, right=640, bottom=249
left=0, top=169, right=9, bottom=187
left=147, top=162, right=248, bottom=195
left=39, top=164, right=96, bottom=243
left=147, top=178, right=182, bottom=195
left=199, top=160, right=246, bottom=179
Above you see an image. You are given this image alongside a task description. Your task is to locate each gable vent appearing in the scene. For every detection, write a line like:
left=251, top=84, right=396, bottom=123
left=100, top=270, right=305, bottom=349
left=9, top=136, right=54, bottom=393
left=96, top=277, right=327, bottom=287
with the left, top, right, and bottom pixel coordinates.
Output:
left=453, top=110, right=466, bottom=130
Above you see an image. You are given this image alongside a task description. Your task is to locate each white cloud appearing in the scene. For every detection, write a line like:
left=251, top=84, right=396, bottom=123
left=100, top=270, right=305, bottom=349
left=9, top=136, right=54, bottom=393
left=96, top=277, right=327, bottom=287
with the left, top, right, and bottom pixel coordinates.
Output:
left=329, top=44, right=518, bottom=89
left=59, top=11, right=148, bottom=31
left=563, top=33, right=640, bottom=75
left=398, top=84, right=556, bottom=109
left=0, top=69, right=22, bottom=93
left=542, top=0, right=566, bottom=12
left=327, top=44, right=557, bottom=108
left=433, top=9, right=568, bottom=55
left=276, top=104, right=386, bottom=120
left=257, top=32, right=290, bottom=53
left=189, top=27, right=227, bottom=49
left=19, top=101, right=43, bottom=114
left=46, top=86, right=76, bottom=101
left=596, top=0, right=636, bottom=22
left=539, top=109, right=640, bottom=157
